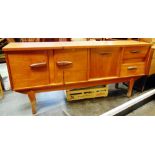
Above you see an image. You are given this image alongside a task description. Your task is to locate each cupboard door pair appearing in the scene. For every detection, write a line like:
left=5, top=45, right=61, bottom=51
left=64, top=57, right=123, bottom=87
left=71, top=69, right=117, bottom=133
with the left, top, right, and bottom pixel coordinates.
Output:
left=7, top=51, right=49, bottom=89
left=89, top=47, right=121, bottom=79
left=54, top=49, right=88, bottom=84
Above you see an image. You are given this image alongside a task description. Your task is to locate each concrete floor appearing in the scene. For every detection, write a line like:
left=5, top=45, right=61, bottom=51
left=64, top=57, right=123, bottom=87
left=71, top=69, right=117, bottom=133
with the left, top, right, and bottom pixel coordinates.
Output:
left=127, top=100, right=155, bottom=116
left=0, top=84, right=143, bottom=116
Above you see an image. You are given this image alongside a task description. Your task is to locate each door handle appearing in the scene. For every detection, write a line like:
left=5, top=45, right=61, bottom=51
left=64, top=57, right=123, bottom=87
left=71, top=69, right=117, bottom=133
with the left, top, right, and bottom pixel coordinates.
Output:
left=56, top=61, right=73, bottom=67
left=99, top=52, right=112, bottom=55
left=130, top=50, right=141, bottom=53
left=127, top=66, right=138, bottom=70
left=30, top=62, right=47, bottom=68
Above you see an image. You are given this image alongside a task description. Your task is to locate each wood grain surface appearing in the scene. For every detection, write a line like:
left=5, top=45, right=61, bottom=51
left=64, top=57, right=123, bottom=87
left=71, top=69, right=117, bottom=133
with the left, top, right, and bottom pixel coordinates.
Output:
left=3, top=41, right=152, bottom=51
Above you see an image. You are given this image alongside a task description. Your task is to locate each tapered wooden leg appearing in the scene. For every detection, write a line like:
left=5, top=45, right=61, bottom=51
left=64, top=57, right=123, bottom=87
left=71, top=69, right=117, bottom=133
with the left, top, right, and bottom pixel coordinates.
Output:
left=115, top=83, right=119, bottom=89
left=28, top=91, right=36, bottom=114
left=127, top=78, right=135, bottom=97
left=0, top=82, right=4, bottom=99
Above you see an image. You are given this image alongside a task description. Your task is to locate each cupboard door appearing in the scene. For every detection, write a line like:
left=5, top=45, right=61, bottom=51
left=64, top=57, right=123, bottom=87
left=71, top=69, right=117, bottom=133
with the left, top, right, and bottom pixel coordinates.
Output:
left=90, top=47, right=121, bottom=79
left=54, top=49, right=88, bottom=84
left=7, top=51, right=49, bottom=89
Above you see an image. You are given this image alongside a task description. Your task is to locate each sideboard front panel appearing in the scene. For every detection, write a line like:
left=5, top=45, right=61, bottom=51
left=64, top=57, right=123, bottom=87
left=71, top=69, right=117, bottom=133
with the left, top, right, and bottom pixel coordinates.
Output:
left=54, top=49, right=88, bottom=84
left=89, top=47, right=121, bottom=79
left=7, top=51, right=49, bottom=89
left=120, top=62, right=145, bottom=77
left=123, top=46, right=149, bottom=59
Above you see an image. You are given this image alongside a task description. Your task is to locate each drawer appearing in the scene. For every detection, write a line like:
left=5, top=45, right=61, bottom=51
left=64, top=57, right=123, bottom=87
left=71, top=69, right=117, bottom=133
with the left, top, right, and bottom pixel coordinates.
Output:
left=7, top=51, right=49, bottom=89
left=123, top=46, right=149, bottom=59
left=120, top=62, right=145, bottom=77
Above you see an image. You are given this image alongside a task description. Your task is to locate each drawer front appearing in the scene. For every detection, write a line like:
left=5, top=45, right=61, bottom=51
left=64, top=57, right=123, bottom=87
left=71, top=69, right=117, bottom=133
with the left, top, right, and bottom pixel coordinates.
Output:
left=54, top=49, right=88, bottom=84
left=123, top=46, right=149, bottom=59
left=90, top=47, right=121, bottom=78
left=7, top=51, right=49, bottom=89
left=120, top=62, right=145, bottom=77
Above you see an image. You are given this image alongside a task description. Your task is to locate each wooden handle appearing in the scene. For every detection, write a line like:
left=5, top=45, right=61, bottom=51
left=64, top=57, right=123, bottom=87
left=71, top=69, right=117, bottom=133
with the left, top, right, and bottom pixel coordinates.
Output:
left=56, top=61, right=73, bottom=67
left=130, top=50, right=141, bottom=53
left=99, top=52, right=112, bottom=55
left=30, top=62, right=47, bottom=68
left=127, top=66, right=138, bottom=70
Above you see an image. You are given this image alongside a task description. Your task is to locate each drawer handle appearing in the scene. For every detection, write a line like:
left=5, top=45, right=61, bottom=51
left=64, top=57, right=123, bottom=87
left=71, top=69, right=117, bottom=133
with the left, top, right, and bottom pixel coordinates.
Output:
left=130, top=50, right=141, bottom=53
left=99, top=52, right=112, bottom=55
left=127, top=66, right=138, bottom=70
left=30, top=62, right=47, bottom=68
left=56, top=61, right=73, bottom=67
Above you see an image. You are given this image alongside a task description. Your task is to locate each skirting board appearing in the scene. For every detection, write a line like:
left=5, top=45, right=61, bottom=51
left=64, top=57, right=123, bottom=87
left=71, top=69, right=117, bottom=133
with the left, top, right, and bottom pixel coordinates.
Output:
left=101, top=89, right=155, bottom=116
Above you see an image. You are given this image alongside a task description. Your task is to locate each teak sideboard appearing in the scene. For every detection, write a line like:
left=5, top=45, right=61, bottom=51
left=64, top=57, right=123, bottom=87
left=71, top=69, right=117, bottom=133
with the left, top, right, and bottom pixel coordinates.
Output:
left=3, top=41, right=153, bottom=114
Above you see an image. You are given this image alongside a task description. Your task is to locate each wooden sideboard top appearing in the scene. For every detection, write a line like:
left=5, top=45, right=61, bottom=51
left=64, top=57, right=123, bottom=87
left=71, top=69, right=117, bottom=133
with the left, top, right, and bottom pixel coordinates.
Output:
left=3, top=40, right=152, bottom=51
